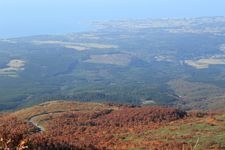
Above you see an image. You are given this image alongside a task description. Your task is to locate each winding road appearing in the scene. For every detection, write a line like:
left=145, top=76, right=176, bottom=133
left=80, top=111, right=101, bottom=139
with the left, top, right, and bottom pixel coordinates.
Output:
left=29, top=115, right=46, bottom=132
left=28, top=111, right=66, bottom=132
left=28, top=113, right=48, bottom=132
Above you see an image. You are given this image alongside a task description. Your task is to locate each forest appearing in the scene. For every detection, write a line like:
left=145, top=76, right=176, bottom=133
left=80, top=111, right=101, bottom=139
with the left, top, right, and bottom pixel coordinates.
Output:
left=1, top=17, right=225, bottom=111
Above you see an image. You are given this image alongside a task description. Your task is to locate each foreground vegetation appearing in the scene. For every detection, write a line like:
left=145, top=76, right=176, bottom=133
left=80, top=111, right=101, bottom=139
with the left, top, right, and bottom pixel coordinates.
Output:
left=0, top=101, right=224, bottom=149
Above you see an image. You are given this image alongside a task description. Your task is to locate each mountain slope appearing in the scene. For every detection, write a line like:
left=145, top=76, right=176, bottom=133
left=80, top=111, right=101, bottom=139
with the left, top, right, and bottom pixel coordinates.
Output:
left=1, top=101, right=225, bottom=149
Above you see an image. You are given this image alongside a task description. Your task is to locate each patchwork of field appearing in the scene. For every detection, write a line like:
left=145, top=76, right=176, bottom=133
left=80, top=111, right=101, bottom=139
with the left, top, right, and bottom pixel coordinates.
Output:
left=1, top=17, right=225, bottom=111
left=167, top=79, right=225, bottom=109
left=32, top=40, right=118, bottom=51
left=220, top=44, right=225, bottom=52
left=84, top=54, right=133, bottom=66
left=0, top=59, right=25, bottom=77
left=185, top=57, right=225, bottom=69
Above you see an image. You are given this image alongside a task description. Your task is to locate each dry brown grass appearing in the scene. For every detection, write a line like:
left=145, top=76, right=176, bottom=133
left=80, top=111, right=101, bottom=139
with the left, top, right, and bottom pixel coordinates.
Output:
left=1, top=101, right=225, bottom=149
left=11, top=100, right=119, bottom=128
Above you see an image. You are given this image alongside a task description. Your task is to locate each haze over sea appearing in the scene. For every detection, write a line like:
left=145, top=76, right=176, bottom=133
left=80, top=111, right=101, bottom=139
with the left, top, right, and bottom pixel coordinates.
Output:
left=1, top=0, right=225, bottom=38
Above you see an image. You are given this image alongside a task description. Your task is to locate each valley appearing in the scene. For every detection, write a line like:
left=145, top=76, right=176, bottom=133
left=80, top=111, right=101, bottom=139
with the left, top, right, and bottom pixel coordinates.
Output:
left=1, top=17, right=225, bottom=111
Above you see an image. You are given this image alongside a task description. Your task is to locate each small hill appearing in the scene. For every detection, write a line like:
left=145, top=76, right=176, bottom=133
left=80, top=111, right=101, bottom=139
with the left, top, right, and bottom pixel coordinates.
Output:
left=0, top=101, right=225, bottom=149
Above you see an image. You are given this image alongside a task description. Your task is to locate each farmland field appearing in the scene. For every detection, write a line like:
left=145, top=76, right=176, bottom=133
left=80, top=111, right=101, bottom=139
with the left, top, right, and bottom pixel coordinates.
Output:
left=1, top=17, right=225, bottom=111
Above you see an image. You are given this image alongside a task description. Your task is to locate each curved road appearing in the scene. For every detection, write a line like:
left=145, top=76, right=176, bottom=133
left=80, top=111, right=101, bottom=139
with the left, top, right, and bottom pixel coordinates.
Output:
left=28, top=111, right=66, bottom=132
left=29, top=115, right=46, bottom=132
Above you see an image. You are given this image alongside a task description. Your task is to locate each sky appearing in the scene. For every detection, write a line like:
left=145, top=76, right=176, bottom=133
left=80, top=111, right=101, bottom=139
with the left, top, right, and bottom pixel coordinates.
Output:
left=1, top=0, right=225, bottom=38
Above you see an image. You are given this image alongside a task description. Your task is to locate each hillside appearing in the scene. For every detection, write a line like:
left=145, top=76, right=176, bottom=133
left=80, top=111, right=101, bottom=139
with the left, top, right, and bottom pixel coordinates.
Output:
left=2, top=17, right=225, bottom=111
left=1, top=101, right=225, bottom=149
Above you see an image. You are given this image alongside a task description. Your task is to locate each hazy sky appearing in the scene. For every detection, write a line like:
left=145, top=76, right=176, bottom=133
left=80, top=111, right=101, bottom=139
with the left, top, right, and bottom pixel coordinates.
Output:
left=1, top=0, right=225, bottom=38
